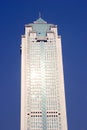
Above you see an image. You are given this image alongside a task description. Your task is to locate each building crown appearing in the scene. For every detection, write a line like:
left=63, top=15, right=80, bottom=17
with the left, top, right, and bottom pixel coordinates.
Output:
left=34, top=17, right=47, bottom=24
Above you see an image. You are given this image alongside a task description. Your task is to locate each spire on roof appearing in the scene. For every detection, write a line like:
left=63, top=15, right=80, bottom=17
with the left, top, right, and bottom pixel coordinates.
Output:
left=34, top=14, right=47, bottom=24
left=39, top=12, right=41, bottom=18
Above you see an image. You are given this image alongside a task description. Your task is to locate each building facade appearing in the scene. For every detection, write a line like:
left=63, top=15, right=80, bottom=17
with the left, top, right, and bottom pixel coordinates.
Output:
left=20, top=17, right=68, bottom=130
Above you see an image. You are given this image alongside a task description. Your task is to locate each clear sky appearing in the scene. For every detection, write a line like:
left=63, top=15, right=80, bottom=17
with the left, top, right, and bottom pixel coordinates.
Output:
left=0, top=0, right=87, bottom=130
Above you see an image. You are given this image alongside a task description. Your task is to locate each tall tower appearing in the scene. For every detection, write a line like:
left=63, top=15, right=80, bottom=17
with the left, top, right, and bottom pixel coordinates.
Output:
left=20, top=17, right=68, bottom=130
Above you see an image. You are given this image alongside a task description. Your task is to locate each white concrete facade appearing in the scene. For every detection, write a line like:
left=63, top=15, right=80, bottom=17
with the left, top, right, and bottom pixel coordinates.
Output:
left=20, top=18, right=68, bottom=130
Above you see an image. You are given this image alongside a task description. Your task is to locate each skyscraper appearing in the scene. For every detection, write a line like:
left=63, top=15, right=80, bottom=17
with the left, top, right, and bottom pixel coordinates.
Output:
left=20, top=17, right=68, bottom=130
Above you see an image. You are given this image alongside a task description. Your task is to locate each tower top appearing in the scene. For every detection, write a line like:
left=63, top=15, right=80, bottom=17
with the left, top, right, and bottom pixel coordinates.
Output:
left=34, top=17, right=47, bottom=24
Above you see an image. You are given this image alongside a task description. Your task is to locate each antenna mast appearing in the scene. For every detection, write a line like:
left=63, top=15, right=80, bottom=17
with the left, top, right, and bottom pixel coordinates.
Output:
left=39, top=12, right=41, bottom=18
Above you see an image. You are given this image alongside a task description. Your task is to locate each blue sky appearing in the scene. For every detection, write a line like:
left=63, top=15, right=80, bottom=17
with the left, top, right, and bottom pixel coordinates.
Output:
left=0, top=0, right=87, bottom=130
